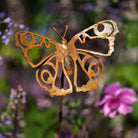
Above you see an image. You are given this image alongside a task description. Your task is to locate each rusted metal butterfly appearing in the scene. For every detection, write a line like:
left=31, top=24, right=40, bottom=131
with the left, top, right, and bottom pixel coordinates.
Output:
left=15, top=20, right=119, bottom=97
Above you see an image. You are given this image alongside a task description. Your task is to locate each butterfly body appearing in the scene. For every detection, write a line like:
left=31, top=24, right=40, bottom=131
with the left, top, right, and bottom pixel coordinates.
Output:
left=55, top=38, right=77, bottom=76
left=64, top=55, right=74, bottom=75
left=15, top=20, right=119, bottom=96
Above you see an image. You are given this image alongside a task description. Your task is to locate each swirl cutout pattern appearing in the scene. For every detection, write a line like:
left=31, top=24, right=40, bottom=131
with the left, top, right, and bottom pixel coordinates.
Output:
left=36, top=55, right=72, bottom=96
left=74, top=51, right=104, bottom=92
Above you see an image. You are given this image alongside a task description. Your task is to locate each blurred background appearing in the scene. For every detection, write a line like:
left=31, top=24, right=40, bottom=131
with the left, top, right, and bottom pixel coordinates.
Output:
left=0, top=0, right=138, bottom=137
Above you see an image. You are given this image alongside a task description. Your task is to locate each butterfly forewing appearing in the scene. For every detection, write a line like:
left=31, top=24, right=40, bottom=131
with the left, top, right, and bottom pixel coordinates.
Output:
left=68, top=20, right=119, bottom=57
left=15, top=31, right=60, bottom=68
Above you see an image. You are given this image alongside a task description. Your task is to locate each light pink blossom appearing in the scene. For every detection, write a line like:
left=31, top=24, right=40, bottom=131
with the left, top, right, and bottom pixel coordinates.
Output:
left=95, top=82, right=138, bottom=118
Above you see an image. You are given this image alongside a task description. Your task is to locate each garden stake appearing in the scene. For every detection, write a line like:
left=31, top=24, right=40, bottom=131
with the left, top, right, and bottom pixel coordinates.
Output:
left=15, top=20, right=118, bottom=137
left=59, top=95, right=63, bottom=138
left=59, top=71, right=64, bottom=137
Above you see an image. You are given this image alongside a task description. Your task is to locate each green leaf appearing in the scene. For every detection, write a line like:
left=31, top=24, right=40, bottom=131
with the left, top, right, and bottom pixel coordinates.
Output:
left=72, top=125, right=80, bottom=135
left=23, top=104, right=57, bottom=138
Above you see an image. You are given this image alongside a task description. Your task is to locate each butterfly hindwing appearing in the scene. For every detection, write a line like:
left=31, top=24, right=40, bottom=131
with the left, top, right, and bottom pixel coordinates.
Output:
left=36, top=53, right=73, bottom=96
left=71, top=50, right=104, bottom=92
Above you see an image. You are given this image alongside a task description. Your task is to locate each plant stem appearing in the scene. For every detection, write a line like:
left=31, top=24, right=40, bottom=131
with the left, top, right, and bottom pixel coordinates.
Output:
left=13, top=105, right=18, bottom=138
left=59, top=96, right=63, bottom=138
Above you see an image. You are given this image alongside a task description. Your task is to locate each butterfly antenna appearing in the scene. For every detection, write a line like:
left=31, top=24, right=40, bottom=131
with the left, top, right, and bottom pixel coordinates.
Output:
left=63, top=25, right=68, bottom=38
left=53, top=27, right=63, bottom=39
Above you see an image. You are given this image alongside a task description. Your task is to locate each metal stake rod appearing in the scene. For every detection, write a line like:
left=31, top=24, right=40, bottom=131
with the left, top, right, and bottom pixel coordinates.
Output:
left=59, top=71, right=64, bottom=138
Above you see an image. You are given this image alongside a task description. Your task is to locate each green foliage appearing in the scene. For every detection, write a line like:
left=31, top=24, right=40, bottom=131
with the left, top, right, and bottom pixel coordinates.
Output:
left=123, top=21, right=138, bottom=47
left=63, top=99, right=81, bottom=111
left=28, top=43, right=55, bottom=65
left=109, top=63, right=138, bottom=90
left=130, top=102, right=138, bottom=121
left=0, top=124, right=12, bottom=134
left=0, top=77, right=9, bottom=92
left=63, top=100, right=88, bottom=135
left=33, top=13, right=50, bottom=27
left=71, top=116, right=88, bottom=135
left=23, top=103, right=57, bottom=138
left=23, top=0, right=44, bottom=19
left=28, top=47, right=41, bottom=63
left=1, top=44, right=26, bottom=66
left=94, top=119, right=110, bottom=138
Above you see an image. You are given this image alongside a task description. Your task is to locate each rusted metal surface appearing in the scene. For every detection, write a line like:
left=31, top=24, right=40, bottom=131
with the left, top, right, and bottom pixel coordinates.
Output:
left=15, top=20, right=119, bottom=97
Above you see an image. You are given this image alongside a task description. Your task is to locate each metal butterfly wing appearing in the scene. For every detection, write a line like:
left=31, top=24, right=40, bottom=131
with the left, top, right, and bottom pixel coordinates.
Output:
left=67, top=20, right=119, bottom=93
left=15, top=30, right=74, bottom=96
left=15, top=31, right=59, bottom=68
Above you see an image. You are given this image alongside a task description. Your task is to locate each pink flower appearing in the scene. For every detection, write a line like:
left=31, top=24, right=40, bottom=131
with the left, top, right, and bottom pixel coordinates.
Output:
left=95, top=82, right=138, bottom=118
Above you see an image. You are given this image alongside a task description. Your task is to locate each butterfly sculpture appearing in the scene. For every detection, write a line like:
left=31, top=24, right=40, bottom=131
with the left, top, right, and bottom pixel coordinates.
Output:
left=15, top=20, right=119, bottom=97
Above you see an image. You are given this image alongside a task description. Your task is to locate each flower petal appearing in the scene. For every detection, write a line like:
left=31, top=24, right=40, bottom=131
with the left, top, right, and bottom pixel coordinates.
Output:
left=0, top=56, right=3, bottom=62
left=94, top=95, right=112, bottom=106
left=7, top=29, right=13, bottom=35
left=109, top=110, right=117, bottom=118
left=104, top=82, right=120, bottom=94
left=1, top=35, right=6, bottom=39
left=109, top=99, right=120, bottom=110
left=103, top=103, right=111, bottom=116
left=120, top=95, right=138, bottom=104
left=2, top=38, right=9, bottom=45
left=19, top=24, right=25, bottom=29
left=116, top=88, right=136, bottom=96
left=3, top=17, right=11, bottom=23
left=118, top=103, right=132, bottom=115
